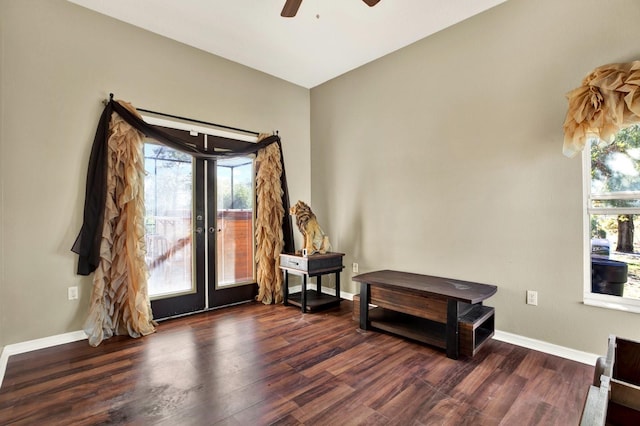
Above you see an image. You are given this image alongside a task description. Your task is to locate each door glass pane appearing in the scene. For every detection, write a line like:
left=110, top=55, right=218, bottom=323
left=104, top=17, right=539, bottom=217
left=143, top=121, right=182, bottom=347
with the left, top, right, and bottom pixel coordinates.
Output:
left=216, top=157, right=255, bottom=287
left=144, top=143, right=194, bottom=298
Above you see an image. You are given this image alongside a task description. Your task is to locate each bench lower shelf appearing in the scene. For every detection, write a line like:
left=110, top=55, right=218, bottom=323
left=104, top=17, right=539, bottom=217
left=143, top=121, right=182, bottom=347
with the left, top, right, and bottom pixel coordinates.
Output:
left=368, top=307, right=446, bottom=348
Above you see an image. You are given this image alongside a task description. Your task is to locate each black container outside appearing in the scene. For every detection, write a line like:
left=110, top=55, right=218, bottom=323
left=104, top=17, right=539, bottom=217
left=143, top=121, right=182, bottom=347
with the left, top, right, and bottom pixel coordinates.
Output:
left=591, top=258, right=628, bottom=296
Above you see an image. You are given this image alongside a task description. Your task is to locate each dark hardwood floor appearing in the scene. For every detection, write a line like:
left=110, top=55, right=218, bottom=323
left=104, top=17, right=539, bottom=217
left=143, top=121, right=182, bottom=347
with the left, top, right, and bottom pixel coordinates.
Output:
left=0, top=301, right=592, bottom=425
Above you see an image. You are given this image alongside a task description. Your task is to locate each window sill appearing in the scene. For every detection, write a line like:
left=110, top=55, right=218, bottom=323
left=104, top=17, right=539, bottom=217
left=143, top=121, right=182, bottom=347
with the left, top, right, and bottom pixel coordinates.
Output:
left=583, top=292, right=640, bottom=314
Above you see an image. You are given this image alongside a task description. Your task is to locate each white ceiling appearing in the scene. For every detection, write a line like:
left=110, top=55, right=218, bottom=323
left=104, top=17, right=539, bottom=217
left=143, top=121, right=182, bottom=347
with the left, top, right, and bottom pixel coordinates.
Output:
left=68, top=0, right=508, bottom=89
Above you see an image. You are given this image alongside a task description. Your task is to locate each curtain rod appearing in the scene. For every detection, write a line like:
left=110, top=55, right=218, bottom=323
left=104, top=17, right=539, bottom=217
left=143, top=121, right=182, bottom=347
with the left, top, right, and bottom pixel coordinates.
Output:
left=104, top=93, right=263, bottom=137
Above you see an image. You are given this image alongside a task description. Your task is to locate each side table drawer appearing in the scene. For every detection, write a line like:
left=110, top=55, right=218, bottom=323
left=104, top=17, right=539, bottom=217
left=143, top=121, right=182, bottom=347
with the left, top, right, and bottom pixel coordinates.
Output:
left=281, top=255, right=308, bottom=271
left=280, top=252, right=344, bottom=275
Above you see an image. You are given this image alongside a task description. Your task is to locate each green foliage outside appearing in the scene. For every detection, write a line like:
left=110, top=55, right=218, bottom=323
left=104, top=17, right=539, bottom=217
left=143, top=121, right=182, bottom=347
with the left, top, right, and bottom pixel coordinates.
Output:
left=220, top=182, right=252, bottom=210
left=591, top=124, right=640, bottom=188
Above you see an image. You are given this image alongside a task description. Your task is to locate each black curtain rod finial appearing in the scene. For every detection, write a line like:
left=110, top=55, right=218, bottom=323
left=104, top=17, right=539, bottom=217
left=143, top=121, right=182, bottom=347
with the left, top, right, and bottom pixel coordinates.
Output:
left=102, top=93, right=114, bottom=106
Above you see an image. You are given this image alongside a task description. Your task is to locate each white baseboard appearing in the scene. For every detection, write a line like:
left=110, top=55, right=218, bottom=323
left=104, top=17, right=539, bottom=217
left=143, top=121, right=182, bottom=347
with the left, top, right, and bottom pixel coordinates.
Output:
left=0, top=301, right=599, bottom=390
left=492, top=330, right=599, bottom=365
left=0, top=330, right=87, bottom=389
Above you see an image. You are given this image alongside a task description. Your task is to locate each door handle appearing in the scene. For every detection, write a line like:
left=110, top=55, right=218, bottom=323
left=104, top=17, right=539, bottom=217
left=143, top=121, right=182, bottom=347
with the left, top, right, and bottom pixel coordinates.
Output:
left=208, top=227, right=216, bottom=234
left=195, top=227, right=203, bottom=234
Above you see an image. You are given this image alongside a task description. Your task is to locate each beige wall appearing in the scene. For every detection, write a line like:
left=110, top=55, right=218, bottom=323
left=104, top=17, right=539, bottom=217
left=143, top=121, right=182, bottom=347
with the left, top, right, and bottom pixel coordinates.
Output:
left=310, top=0, right=640, bottom=355
left=0, top=0, right=310, bottom=347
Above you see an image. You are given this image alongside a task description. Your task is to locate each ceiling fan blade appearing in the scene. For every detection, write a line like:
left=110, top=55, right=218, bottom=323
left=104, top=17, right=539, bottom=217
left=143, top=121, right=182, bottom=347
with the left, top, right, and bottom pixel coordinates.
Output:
left=362, top=0, right=381, bottom=6
left=281, top=0, right=303, bottom=17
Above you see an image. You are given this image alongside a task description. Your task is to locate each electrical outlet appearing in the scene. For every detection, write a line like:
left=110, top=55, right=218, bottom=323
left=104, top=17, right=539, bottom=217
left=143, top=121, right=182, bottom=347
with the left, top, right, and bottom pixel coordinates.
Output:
left=352, top=262, right=359, bottom=273
left=68, top=286, right=79, bottom=300
left=526, top=290, right=538, bottom=306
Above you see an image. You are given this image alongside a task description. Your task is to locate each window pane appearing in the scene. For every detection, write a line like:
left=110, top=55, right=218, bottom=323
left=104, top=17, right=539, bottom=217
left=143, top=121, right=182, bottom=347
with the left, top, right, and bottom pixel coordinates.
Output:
left=590, top=214, right=640, bottom=299
left=591, top=124, right=640, bottom=194
left=216, top=157, right=255, bottom=287
left=591, top=199, right=640, bottom=208
left=144, top=143, right=194, bottom=298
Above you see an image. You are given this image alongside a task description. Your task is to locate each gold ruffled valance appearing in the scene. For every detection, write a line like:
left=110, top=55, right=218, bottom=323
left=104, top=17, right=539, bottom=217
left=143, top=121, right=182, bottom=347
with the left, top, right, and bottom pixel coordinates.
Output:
left=563, top=61, right=640, bottom=157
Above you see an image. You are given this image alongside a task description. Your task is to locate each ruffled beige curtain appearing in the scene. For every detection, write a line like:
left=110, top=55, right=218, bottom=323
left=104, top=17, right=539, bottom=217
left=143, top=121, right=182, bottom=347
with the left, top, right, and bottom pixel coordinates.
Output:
left=84, top=101, right=155, bottom=346
left=563, top=61, right=640, bottom=157
left=255, top=136, right=285, bottom=304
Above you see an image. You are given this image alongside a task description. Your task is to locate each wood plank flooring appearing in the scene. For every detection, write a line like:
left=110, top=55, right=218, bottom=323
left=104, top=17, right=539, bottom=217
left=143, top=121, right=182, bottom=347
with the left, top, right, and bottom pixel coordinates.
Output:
left=0, top=301, right=593, bottom=425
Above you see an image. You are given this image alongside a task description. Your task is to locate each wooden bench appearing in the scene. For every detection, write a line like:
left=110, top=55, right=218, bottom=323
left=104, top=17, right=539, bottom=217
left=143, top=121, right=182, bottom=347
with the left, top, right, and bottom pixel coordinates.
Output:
left=353, top=270, right=497, bottom=359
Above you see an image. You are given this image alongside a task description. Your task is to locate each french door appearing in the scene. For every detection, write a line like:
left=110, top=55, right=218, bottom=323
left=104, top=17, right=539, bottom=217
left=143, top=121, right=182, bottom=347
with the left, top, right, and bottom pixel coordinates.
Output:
left=143, top=127, right=258, bottom=319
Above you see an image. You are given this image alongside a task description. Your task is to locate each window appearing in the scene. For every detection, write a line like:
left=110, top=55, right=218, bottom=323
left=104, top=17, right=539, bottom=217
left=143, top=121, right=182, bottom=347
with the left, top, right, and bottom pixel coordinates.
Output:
left=586, top=123, right=640, bottom=310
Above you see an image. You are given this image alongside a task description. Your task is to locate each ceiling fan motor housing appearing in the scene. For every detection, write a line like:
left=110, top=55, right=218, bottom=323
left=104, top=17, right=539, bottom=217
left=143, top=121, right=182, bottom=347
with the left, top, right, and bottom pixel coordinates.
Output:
left=281, top=0, right=380, bottom=18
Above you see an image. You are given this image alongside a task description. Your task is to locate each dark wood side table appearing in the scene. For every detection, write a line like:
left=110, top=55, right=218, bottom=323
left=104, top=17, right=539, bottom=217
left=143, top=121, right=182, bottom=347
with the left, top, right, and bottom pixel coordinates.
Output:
left=353, top=270, right=497, bottom=359
left=280, top=252, right=344, bottom=313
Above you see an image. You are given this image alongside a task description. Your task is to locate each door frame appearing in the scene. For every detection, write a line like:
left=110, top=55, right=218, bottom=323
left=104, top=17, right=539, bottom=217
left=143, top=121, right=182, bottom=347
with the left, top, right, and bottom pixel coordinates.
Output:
left=143, top=118, right=259, bottom=319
